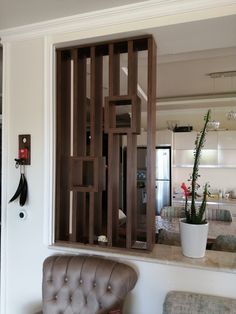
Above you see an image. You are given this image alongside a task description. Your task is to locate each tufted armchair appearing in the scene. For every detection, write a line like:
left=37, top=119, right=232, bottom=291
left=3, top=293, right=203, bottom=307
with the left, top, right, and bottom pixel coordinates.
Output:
left=38, top=255, right=137, bottom=314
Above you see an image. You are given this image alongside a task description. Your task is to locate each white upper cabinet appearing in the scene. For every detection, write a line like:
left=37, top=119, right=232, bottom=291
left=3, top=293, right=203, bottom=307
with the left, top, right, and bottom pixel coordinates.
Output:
left=156, top=129, right=173, bottom=146
left=134, top=129, right=173, bottom=147
left=174, top=132, right=197, bottom=149
left=174, top=131, right=218, bottom=150
left=218, top=131, right=236, bottom=149
left=173, top=130, right=236, bottom=167
left=205, top=132, right=218, bottom=149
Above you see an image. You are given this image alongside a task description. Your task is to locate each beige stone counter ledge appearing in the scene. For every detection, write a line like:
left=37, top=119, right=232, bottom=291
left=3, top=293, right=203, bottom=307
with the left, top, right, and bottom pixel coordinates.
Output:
left=50, top=242, right=236, bottom=274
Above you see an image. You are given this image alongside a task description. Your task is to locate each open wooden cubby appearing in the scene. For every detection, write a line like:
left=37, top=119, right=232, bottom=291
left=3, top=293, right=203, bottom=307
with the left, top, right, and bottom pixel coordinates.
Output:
left=55, top=35, right=156, bottom=251
left=104, top=95, right=141, bottom=134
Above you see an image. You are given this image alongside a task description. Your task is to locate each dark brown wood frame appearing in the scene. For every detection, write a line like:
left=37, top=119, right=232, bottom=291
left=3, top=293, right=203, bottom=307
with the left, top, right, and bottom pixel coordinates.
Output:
left=55, top=35, right=157, bottom=251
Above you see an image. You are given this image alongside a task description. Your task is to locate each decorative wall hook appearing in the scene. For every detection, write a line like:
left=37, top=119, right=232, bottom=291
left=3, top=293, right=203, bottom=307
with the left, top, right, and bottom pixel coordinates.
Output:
left=9, top=134, right=31, bottom=207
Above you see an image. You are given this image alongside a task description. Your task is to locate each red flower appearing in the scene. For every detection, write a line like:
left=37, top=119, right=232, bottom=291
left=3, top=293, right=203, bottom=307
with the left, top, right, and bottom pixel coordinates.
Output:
left=181, top=182, right=190, bottom=197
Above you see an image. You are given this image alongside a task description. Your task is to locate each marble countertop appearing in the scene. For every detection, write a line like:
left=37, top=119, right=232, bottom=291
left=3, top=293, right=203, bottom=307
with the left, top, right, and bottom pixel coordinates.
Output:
left=50, top=242, right=236, bottom=274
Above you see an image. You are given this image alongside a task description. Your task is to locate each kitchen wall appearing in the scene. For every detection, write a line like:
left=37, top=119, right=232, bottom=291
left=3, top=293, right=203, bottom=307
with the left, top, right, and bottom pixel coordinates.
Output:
left=1, top=3, right=236, bottom=314
left=173, top=167, right=236, bottom=193
left=157, top=107, right=236, bottom=131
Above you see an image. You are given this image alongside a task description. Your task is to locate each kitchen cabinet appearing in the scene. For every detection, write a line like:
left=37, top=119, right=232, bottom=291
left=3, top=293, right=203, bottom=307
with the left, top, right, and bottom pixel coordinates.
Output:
left=218, top=150, right=236, bottom=167
left=174, top=132, right=197, bottom=150
left=156, top=129, right=173, bottom=146
left=218, top=131, right=236, bottom=149
left=174, top=131, right=218, bottom=150
left=173, top=130, right=236, bottom=168
left=135, top=129, right=173, bottom=147
left=174, top=149, right=218, bottom=167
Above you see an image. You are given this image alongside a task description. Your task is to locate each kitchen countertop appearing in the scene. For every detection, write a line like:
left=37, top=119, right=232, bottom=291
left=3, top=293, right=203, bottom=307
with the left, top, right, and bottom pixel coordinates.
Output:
left=51, top=242, right=236, bottom=274
left=173, top=196, right=236, bottom=205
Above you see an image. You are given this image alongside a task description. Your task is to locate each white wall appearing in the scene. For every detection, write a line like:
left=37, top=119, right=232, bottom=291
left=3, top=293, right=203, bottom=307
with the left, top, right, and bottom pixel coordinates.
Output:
left=125, top=260, right=236, bottom=314
left=2, top=3, right=236, bottom=314
left=3, top=38, right=51, bottom=314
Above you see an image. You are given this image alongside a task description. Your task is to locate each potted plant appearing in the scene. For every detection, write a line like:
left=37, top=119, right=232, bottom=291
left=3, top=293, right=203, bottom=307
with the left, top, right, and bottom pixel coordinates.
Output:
left=180, top=109, right=211, bottom=258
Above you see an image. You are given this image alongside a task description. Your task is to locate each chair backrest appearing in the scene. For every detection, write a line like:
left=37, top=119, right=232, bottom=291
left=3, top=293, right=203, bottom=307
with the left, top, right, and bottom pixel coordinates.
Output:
left=206, top=208, right=232, bottom=222
left=163, top=291, right=236, bottom=314
left=160, top=206, right=185, bottom=219
left=212, top=235, right=236, bottom=252
left=158, top=229, right=181, bottom=246
left=42, top=255, right=137, bottom=314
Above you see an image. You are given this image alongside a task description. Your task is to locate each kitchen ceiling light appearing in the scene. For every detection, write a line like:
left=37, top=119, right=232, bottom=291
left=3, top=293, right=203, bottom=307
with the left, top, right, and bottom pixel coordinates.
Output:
left=206, top=70, right=236, bottom=78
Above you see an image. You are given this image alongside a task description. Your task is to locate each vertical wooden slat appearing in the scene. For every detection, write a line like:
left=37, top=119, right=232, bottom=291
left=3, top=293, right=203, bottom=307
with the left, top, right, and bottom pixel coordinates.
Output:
left=89, top=47, right=96, bottom=244
left=72, top=49, right=88, bottom=243
left=126, top=133, right=137, bottom=248
left=146, top=37, right=157, bottom=250
left=76, top=50, right=87, bottom=156
left=94, top=49, right=103, bottom=235
left=128, top=40, right=137, bottom=96
left=89, top=192, right=95, bottom=243
left=126, top=40, right=138, bottom=248
left=70, top=49, right=77, bottom=242
left=55, top=49, right=62, bottom=241
left=107, top=44, right=120, bottom=246
left=107, top=134, right=120, bottom=246
left=109, top=44, right=120, bottom=96
left=55, top=50, right=71, bottom=241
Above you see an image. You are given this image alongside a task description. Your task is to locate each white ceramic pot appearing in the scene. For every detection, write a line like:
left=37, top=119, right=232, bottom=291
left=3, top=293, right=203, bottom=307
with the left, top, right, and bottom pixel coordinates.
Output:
left=179, top=219, right=209, bottom=258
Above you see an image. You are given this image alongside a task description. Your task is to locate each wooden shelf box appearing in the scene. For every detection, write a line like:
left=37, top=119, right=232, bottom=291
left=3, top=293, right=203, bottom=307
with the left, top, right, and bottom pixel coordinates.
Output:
left=104, top=95, right=141, bottom=134
left=70, top=156, right=105, bottom=192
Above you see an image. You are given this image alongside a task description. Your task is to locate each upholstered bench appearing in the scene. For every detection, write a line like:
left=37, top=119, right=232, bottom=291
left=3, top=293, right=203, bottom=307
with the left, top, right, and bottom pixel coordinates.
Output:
left=163, top=291, right=236, bottom=314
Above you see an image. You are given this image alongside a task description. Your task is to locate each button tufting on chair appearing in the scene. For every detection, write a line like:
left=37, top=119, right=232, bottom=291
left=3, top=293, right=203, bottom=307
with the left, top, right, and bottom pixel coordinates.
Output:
left=40, top=255, right=138, bottom=314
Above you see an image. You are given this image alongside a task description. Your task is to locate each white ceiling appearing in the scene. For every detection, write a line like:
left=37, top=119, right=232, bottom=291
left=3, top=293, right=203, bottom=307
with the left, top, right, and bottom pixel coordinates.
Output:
left=0, top=0, right=146, bottom=30
left=1, top=2, right=236, bottom=128
left=149, top=14, right=236, bottom=56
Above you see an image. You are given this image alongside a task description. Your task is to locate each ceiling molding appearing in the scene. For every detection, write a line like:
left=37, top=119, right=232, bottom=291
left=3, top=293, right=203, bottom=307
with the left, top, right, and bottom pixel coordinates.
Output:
left=1, top=0, right=236, bottom=42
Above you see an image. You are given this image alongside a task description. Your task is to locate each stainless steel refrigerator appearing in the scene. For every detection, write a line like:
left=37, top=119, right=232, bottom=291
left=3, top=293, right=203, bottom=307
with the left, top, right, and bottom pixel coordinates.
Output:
left=155, top=147, right=171, bottom=215
left=136, top=146, right=171, bottom=215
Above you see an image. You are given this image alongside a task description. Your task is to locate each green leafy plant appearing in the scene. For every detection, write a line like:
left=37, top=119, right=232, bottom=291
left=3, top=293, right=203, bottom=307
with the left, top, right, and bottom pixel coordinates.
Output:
left=181, top=109, right=211, bottom=224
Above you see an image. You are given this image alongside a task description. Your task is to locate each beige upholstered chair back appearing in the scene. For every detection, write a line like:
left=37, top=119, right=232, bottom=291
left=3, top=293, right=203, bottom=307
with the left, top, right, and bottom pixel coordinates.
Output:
left=212, top=235, right=236, bottom=252
left=163, top=291, right=236, bottom=314
left=160, top=206, right=185, bottom=219
left=42, top=255, right=137, bottom=314
left=206, top=208, right=232, bottom=221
